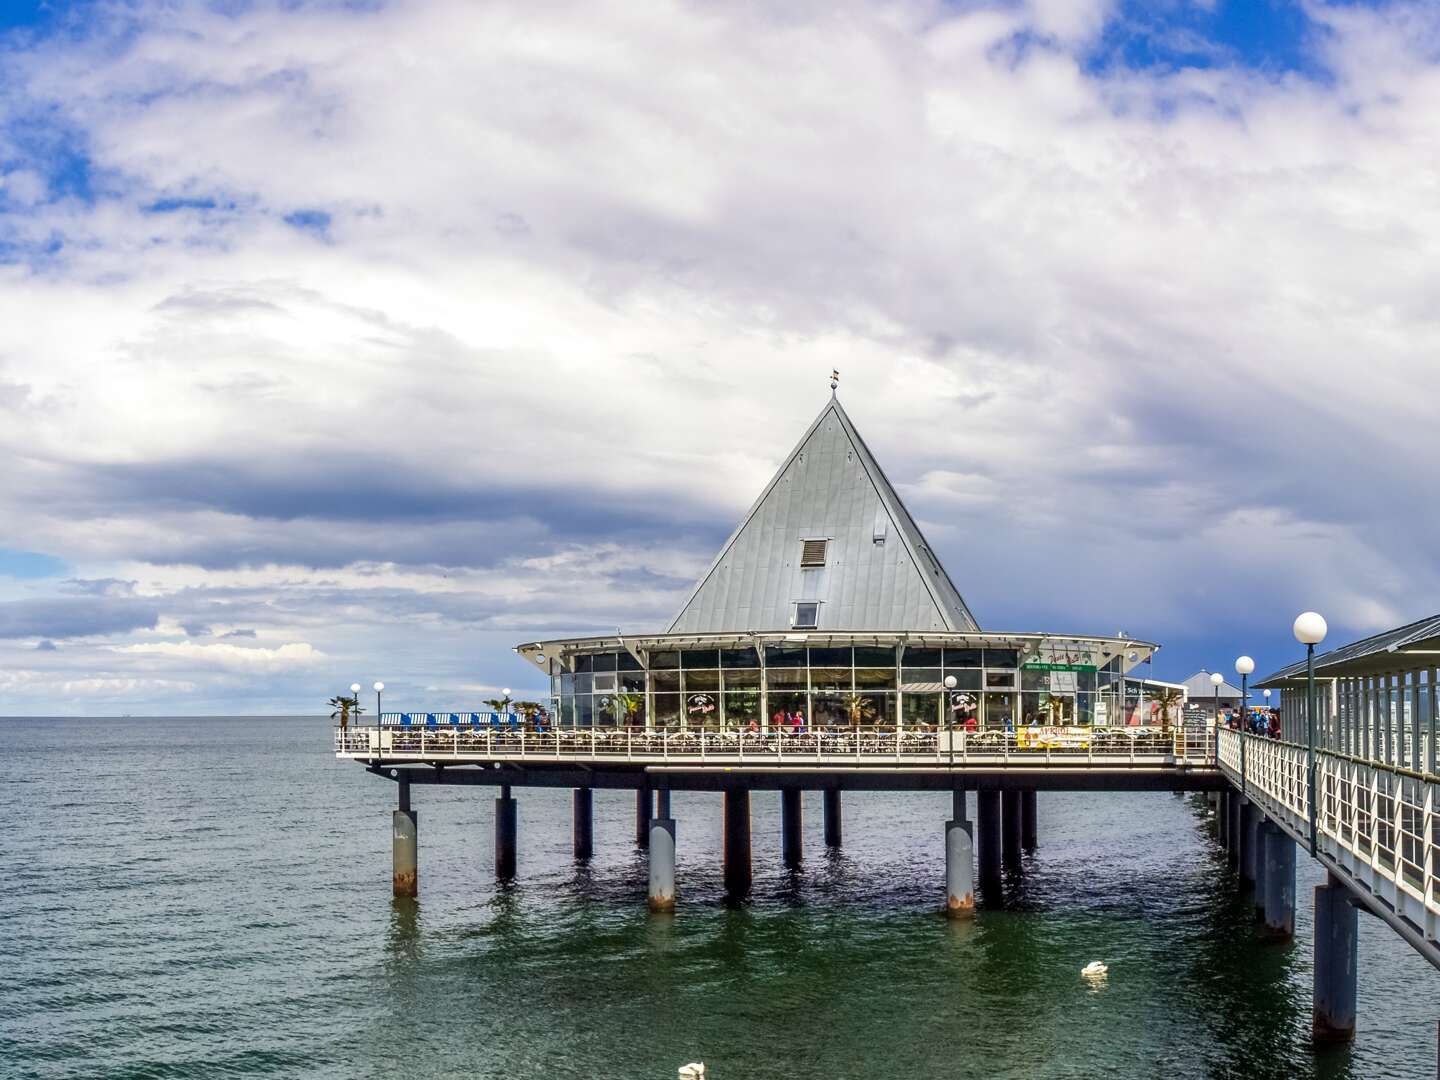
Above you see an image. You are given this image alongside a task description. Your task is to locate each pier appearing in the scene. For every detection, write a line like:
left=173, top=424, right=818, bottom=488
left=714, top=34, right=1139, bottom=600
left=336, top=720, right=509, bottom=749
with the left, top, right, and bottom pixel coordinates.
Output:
left=336, top=391, right=1440, bottom=1062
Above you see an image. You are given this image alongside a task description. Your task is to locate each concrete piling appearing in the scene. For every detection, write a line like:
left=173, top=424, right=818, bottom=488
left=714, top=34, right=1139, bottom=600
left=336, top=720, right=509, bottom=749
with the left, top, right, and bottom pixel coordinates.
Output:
left=648, top=811, right=676, bottom=912
left=572, top=787, right=593, bottom=861
left=1218, top=789, right=1231, bottom=850
left=977, top=790, right=1002, bottom=884
left=1313, top=874, right=1358, bottom=1043
left=723, top=788, right=752, bottom=900
left=636, top=786, right=652, bottom=848
left=1240, top=798, right=1259, bottom=887
left=1021, top=789, right=1038, bottom=850
left=495, top=784, right=517, bottom=880
left=781, top=788, right=803, bottom=868
left=1262, top=822, right=1296, bottom=940
left=1001, top=790, right=1022, bottom=864
left=945, top=788, right=975, bottom=919
left=1251, top=814, right=1268, bottom=915
left=823, top=788, right=842, bottom=847
left=1227, top=791, right=1242, bottom=867
left=392, top=778, right=417, bottom=897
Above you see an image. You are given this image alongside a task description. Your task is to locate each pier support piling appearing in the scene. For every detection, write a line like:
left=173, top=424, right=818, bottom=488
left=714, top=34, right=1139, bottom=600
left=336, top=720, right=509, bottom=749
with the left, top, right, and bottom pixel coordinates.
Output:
left=1227, top=791, right=1242, bottom=867
left=392, top=778, right=417, bottom=897
left=636, top=786, right=652, bottom=848
left=495, top=784, right=517, bottom=881
left=1021, top=789, right=1038, bottom=850
left=572, top=787, right=593, bottom=861
left=1001, top=790, right=1022, bottom=864
left=648, top=806, right=676, bottom=913
left=977, top=790, right=1001, bottom=885
left=1262, top=822, right=1296, bottom=940
left=1312, top=874, right=1358, bottom=1043
left=1251, top=814, right=1268, bottom=915
left=1240, top=798, right=1260, bottom=888
left=723, top=789, right=752, bottom=900
left=823, top=788, right=842, bottom=848
left=945, top=788, right=975, bottom=919
left=1218, top=789, right=1231, bottom=850
left=781, top=788, right=803, bottom=869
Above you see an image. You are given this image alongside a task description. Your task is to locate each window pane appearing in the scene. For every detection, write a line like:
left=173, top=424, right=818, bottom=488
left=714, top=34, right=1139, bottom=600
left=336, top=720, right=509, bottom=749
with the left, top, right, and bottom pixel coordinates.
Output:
left=949, top=691, right=979, bottom=727
left=810, top=667, right=851, bottom=692
left=794, top=602, right=819, bottom=628
left=946, top=670, right=982, bottom=691
left=986, top=649, right=1019, bottom=669
left=720, top=648, right=759, bottom=669
left=575, top=695, right=594, bottom=727
left=853, top=646, right=896, bottom=667
left=621, top=672, right=645, bottom=693
left=900, top=667, right=942, bottom=689
left=812, top=693, right=848, bottom=727
left=903, top=692, right=941, bottom=727
left=682, top=649, right=720, bottom=669
left=809, top=646, right=852, bottom=667
left=573, top=654, right=593, bottom=673
left=573, top=673, right=592, bottom=694
left=1021, top=668, right=1047, bottom=693
left=649, top=650, right=680, bottom=670
left=765, top=667, right=808, bottom=689
left=725, top=691, right=761, bottom=725
left=685, top=691, right=719, bottom=726
left=616, top=651, right=644, bottom=672
left=723, top=668, right=761, bottom=690
left=592, top=652, right=618, bottom=672
left=904, top=647, right=942, bottom=667
left=764, top=645, right=807, bottom=668
left=684, top=669, right=720, bottom=693
left=986, top=672, right=1016, bottom=689
left=855, top=668, right=897, bottom=689
left=944, top=648, right=982, bottom=668
left=653, top=693, right=680, bottom=726
left=983, top=693, right=1014, bottom=728
left=653, top=671, right=681, bottom=694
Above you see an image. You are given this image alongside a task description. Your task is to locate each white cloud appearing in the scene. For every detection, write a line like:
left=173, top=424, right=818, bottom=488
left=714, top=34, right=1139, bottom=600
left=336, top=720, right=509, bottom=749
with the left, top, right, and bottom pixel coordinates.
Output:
left=113, top=640, right=327, bottom=672
left=0, top=0, right=1438, bottom=708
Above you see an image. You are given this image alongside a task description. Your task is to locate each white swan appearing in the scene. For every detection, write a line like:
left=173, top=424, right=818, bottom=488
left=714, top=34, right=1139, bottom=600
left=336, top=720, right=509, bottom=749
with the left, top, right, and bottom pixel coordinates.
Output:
left=1081, top=961, right=1108, bottom=977
left=678, top=1064, right=706, bottom=1078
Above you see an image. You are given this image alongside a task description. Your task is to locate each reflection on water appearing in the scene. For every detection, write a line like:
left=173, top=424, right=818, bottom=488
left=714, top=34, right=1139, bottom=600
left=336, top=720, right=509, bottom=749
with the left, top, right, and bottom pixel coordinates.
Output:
left=1, top=718, right=1435, bottom=1079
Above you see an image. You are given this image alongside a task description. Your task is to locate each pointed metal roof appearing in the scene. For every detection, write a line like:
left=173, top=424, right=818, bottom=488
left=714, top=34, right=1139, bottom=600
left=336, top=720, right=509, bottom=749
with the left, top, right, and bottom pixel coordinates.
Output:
left=667, top=394, right=980, bottom=634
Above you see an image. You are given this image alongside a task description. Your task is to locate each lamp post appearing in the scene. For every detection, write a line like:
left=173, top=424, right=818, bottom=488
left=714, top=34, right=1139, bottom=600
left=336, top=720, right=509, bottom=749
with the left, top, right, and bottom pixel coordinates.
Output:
left=1293, top=612, right=1328, bottom=854
left=1235, top=656, right=1254, bottom=792
left=502, top=687, right=512, bottom=718
left=350, top=682, right=361, bottom=726
left=944, top=675, right=958, bottom=766
left=372, top=681, right=385, bottom=761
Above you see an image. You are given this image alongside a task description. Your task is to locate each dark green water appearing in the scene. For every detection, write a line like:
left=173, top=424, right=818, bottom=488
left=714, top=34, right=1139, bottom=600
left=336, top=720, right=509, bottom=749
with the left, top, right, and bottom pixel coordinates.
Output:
left=2, top=717, right=1435, bottom=1079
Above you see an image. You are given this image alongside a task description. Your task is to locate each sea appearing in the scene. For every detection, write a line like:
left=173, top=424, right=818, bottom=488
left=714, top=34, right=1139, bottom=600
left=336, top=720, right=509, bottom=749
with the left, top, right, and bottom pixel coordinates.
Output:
left=2, top=716, right=1436, bottom=1079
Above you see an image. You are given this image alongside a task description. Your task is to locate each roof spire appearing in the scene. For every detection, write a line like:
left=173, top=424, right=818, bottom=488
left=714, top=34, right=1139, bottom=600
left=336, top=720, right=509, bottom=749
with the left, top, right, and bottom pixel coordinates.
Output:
left=829, top=368, right=840, bottom=395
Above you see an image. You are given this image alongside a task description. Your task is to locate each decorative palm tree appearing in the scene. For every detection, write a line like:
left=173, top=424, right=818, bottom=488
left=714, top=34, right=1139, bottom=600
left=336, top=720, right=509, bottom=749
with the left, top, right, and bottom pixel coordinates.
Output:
left=843, top=693, right=876, bottom=728
left=329, top=694, right=353, bottom=729
left=1153, top=688, right=1182, bottom=730
left=613, top=691, right=643, bottom=726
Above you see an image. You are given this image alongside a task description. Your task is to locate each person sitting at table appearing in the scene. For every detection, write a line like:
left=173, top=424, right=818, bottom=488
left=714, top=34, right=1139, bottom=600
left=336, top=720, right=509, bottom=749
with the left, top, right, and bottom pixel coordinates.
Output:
left=772, top=708, right=786, bottom=732
left=792, top=709, right=806, bottom=734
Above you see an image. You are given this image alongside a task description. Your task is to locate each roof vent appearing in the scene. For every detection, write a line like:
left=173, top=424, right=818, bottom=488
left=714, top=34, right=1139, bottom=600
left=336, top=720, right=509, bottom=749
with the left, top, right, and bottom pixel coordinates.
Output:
left=800, top=539, right=828, bottom=568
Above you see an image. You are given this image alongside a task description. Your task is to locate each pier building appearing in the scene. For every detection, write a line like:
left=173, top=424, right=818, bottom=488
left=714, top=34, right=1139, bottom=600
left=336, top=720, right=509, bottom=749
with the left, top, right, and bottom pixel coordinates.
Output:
left=336, top=386, right=1440, bottom=1057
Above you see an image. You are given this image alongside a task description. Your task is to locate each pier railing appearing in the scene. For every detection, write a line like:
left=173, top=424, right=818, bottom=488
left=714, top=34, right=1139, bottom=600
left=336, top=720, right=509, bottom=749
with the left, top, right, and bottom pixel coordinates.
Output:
left=1217, top=728, right=1439, bottom=948
left=335, top=721, right=1216, bottom=767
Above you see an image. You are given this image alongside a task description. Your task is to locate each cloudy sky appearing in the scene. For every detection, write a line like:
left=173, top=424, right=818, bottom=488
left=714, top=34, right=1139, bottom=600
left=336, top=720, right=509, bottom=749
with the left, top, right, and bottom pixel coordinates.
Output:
left=0, top=0, right=1436, bottom=714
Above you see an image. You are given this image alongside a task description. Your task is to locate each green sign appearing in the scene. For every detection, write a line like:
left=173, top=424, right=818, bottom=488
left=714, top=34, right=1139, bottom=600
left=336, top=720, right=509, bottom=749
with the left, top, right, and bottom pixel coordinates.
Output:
left=1022, top=662, right=1098, bottom=673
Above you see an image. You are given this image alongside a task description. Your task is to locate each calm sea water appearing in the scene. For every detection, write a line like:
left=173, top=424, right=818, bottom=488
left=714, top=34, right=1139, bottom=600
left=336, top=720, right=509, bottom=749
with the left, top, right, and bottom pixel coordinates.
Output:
left=2, top=716, right=1436, bottom=1079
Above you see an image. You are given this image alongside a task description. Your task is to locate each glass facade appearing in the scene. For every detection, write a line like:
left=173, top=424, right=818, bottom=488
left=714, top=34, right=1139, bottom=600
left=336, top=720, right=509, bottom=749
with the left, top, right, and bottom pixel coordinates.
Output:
left=545, top=643, right=1137, bottom=731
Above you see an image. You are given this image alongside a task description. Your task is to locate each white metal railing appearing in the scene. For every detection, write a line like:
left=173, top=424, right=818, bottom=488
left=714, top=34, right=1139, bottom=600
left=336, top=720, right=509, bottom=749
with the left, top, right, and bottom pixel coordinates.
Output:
left=334, top=722, right=1216, bottom=766
left=1218, top=728, right=1439, bottom=947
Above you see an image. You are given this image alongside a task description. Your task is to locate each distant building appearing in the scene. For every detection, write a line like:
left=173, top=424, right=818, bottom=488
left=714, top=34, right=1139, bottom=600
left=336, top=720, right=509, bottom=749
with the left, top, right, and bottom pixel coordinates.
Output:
left=1181, top=670, right=1243, bottom=718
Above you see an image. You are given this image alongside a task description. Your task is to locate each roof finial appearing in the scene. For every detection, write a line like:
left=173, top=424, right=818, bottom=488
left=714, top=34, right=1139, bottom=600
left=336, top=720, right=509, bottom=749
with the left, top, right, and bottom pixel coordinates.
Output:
left=829, top=368, right=840, bottom=394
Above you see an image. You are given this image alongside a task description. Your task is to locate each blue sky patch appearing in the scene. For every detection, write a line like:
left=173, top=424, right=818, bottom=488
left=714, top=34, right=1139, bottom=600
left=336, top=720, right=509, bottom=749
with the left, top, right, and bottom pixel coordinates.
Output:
left=0, top=548, right=67, bottom=579
left=283, top=208, right=332, bottom=236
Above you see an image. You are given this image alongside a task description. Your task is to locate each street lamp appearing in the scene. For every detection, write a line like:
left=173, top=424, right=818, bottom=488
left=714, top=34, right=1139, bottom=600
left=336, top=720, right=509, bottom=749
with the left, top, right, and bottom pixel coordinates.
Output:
left=944, top=675, right=958, bottom=765
left=374, top=681, right=385, bottom=721
left=350, top=682, right=361, bottom=725
left=502, top=687, right=512, bottom=716
left=1235, top=656, right=1254, bottom=792
left=1293, top=611, right=1327, bottom=853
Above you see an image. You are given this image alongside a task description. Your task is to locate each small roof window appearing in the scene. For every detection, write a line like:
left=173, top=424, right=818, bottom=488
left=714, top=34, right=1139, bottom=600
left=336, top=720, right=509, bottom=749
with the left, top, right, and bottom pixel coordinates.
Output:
left=794, top=602, right=819, bottom=629
left=800, top=539, right=828, bottom=568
